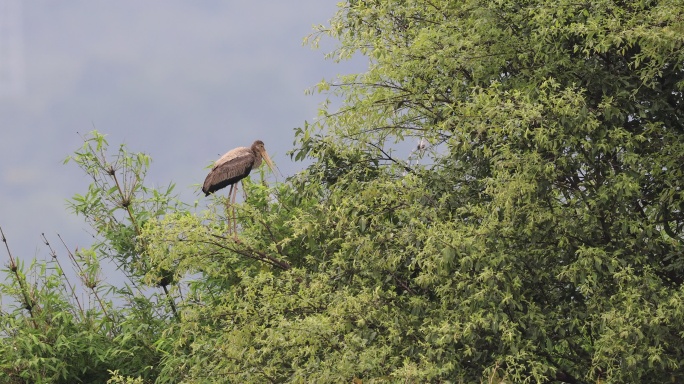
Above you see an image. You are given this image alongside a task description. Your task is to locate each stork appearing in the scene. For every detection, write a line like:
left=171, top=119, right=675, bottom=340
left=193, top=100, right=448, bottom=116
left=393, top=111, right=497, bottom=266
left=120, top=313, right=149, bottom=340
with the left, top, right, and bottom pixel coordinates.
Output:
left=202, top=140, right=274, bottom=235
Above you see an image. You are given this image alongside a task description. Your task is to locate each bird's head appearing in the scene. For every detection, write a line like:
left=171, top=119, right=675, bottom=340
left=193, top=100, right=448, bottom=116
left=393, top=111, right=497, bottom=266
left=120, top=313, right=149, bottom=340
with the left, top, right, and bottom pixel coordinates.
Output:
left=252, top=140, right=275, bottom=173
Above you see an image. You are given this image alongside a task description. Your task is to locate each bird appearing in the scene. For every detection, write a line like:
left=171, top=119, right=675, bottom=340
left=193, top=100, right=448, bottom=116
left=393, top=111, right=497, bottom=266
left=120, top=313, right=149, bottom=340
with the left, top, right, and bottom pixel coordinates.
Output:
left=416, top=137, right=428, bottom=151
left=202, top=140, right=275, bottom=198
left=203, top=140, right=275, bottom=238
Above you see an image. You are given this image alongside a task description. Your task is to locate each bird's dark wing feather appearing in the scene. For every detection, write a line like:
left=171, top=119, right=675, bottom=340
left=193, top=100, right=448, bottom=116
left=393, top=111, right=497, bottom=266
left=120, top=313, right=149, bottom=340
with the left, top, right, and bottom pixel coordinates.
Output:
left=202, top=148, right=256, bottom=195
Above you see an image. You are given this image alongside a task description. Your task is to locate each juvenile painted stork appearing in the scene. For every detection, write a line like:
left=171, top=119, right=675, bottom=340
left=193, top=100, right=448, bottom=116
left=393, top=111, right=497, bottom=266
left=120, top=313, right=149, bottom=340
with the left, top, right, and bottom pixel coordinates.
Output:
left=202, top=140, right=274, bottom=198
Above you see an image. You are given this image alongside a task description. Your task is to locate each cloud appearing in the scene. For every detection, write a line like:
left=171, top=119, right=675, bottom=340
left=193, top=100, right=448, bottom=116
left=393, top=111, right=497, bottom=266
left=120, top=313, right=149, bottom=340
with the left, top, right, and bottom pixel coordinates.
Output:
left=2, top=165, right=43, bottom=186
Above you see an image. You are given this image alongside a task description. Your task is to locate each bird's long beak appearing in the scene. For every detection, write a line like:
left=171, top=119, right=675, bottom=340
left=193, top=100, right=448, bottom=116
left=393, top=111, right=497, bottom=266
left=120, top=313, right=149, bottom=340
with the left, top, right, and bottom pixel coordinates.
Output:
left=260, top=149, right=275, bottom=174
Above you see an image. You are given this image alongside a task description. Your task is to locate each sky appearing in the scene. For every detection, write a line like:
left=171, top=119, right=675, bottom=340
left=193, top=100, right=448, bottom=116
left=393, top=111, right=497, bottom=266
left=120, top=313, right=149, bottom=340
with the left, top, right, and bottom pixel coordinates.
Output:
left=0, top=1, right=364, bottom=274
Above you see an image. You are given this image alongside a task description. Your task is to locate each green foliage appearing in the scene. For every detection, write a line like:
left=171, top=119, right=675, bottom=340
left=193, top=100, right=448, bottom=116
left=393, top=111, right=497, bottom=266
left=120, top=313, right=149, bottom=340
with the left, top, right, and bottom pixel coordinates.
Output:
left=147, top=0, right=683, bottom=382
left=1, top=132, right=183, bottom=383
left=3, top=1, right=684, bottom=383
left=107, top=371, right=145, bottom=384
left=65, top=131, right=184, bottom=279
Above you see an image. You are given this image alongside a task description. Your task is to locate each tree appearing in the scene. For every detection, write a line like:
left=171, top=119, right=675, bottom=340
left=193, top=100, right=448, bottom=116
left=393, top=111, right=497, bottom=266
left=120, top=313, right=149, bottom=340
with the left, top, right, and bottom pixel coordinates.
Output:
left=0, top=132, right=183, bottom=383
left=139, top=0, right=684, bottom=382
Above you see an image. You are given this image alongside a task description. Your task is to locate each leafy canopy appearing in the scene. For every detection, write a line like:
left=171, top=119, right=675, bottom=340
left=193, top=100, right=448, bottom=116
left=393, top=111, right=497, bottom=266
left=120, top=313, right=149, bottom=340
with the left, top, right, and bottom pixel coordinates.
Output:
left=2, top=0, right=684, bottom=383
left=144, top=0, right=684, bottom=382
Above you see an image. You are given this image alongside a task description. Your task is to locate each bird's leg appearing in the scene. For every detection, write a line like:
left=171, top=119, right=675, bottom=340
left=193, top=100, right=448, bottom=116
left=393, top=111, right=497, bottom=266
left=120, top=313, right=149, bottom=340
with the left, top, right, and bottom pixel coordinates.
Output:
left=225, top=184, right=235, bottom=236
left=231, top=183, right=239, bottom=240
left=226, top=184, right=234, bottom=208
left=241, top=180, right=248, bottom=200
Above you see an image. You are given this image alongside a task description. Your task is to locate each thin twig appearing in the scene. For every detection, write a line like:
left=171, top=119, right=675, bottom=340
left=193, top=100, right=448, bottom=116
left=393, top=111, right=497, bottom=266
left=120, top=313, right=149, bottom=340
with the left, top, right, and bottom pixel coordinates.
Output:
left=367, top=142, right=415, bottom=174
left=0, top=226, right=38, bottom=326
left=42, top=233, right=85, bottom=319
left=56, top=234, right=113, bottom=322
left=208, top=234, right=291, bottom=270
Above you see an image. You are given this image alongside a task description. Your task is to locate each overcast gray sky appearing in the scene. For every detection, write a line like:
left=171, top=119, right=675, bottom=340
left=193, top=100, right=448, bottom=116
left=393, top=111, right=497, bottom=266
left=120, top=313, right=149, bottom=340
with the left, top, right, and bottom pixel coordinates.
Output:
left=0, top=1, right=363, bottom=268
